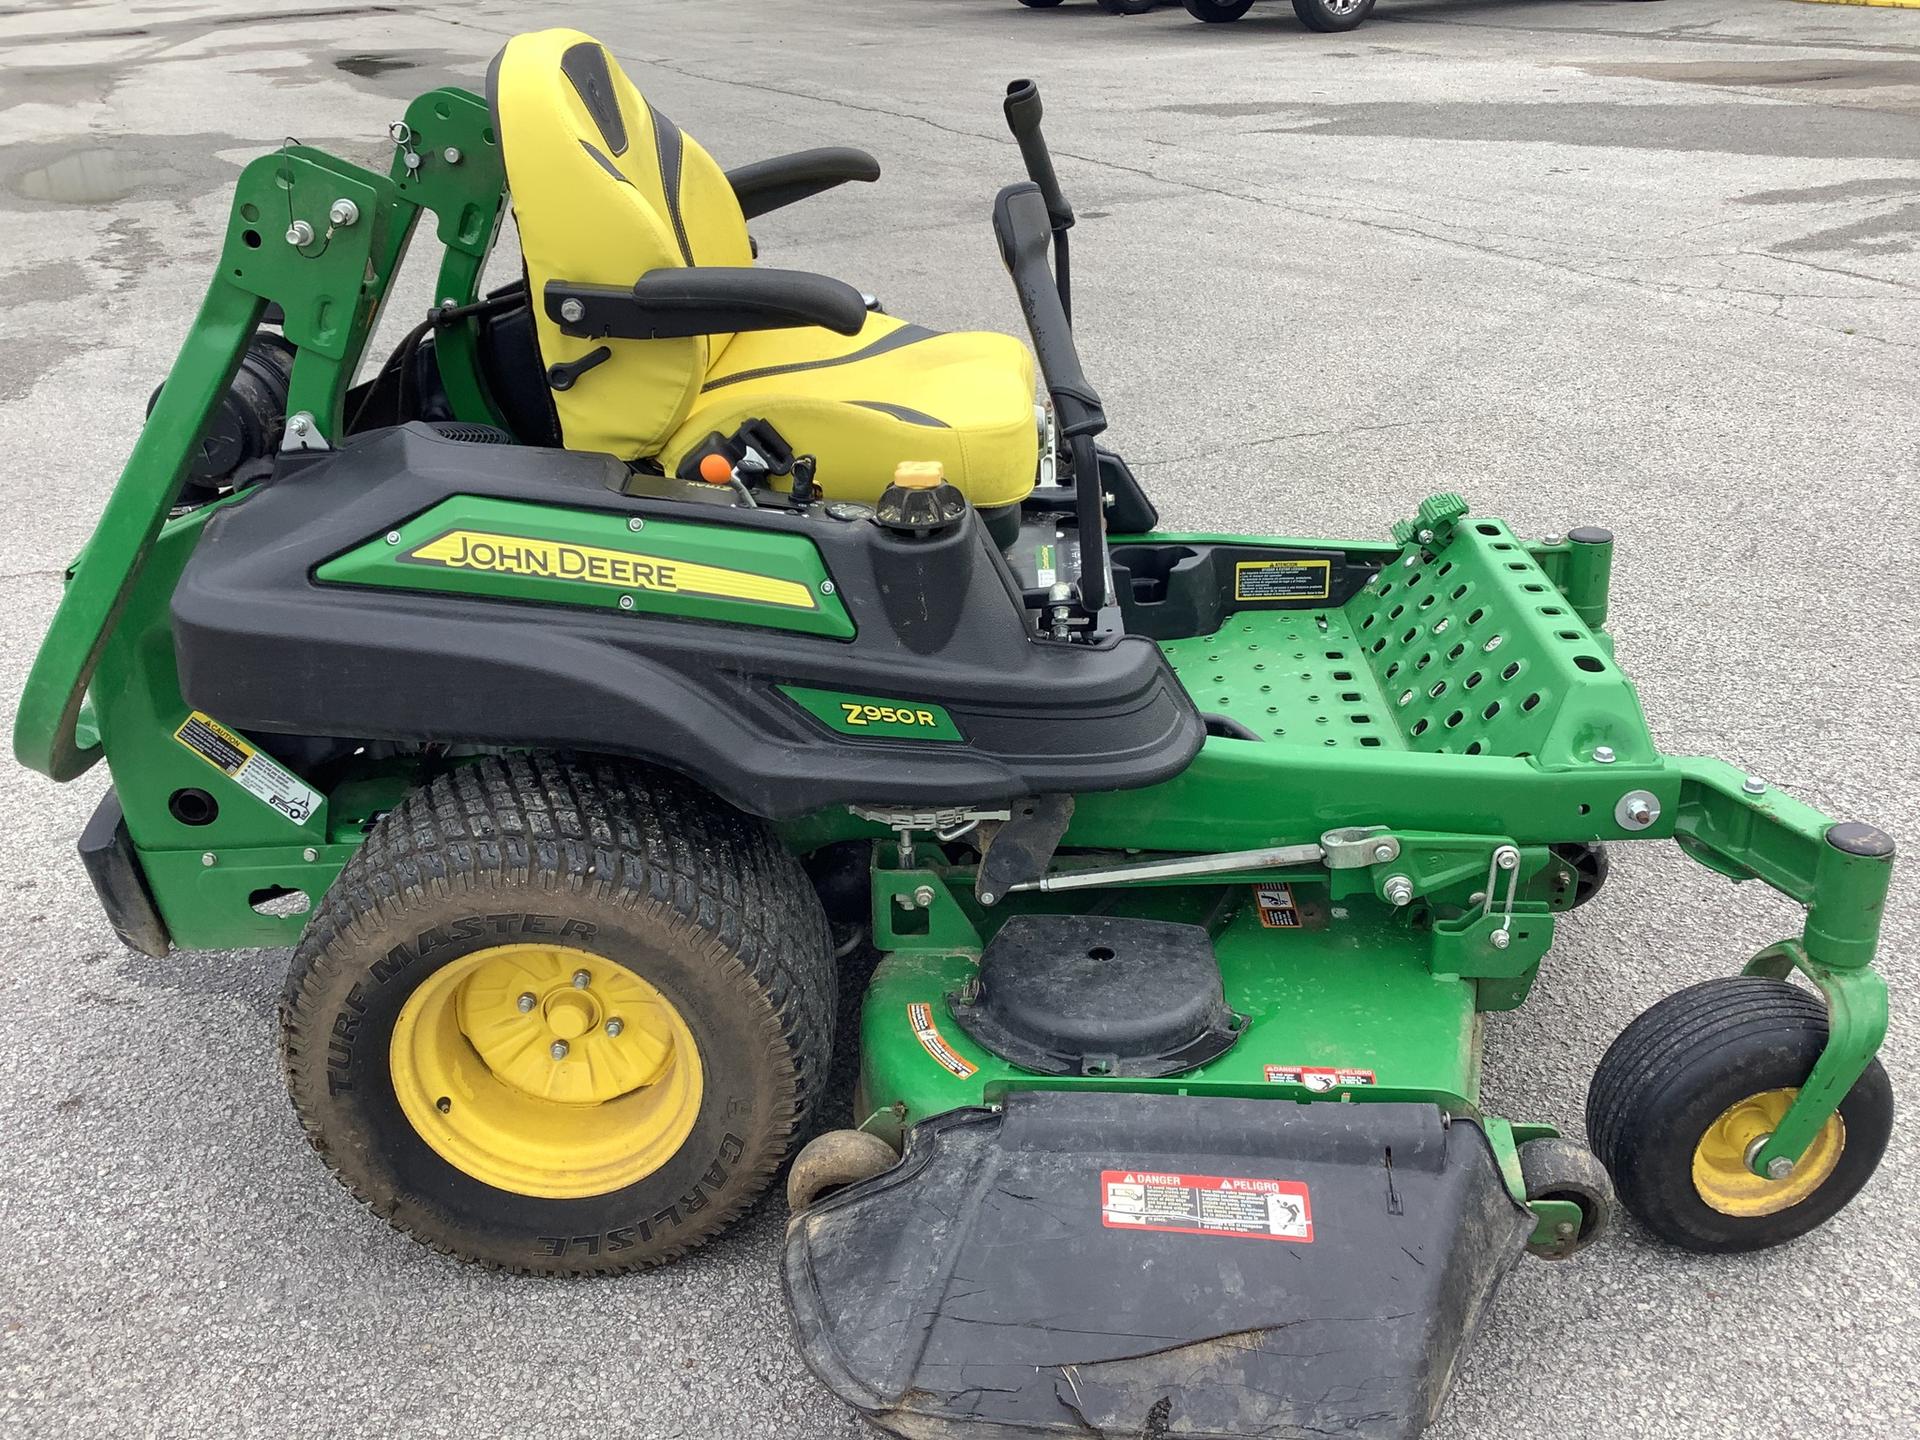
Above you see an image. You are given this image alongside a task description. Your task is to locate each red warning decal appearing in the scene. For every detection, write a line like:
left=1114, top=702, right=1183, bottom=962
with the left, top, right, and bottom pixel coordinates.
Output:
left=1252, top=883, right=1300, bottom=929
left=1263, top=1064, right=1377, bottom=1091
left=1100, top=1170, right=1312, bottom=1243
left=907, top=1002, right=977, bottom=1078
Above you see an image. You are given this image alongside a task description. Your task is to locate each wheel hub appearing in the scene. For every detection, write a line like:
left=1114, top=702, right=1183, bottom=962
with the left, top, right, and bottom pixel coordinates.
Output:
left=1691, top=1087, right=1844, bottom=1218
left=390, top=942, right=703, bottom=1198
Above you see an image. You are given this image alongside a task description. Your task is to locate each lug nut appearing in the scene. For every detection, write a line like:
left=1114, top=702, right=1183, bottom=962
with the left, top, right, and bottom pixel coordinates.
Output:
left=1384, top=875, right=1414, bottom=907
left=605, top=1018, right=624, bottom=1038
left=571, top=969, right=591, bottom=989
left=550, top=1040, right=570, bottom=1060
left=517, top=992, right=536, bottom=1014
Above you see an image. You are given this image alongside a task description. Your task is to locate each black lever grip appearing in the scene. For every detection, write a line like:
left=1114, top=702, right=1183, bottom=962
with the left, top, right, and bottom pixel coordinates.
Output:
left=1003, top=79, right=1073, bottom=229
left=993, top=184, right=1103, bottom=437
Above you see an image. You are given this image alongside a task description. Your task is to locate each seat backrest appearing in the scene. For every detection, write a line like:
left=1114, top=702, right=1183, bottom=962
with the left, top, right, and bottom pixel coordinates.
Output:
left=490, top=29, right=752, bottom=458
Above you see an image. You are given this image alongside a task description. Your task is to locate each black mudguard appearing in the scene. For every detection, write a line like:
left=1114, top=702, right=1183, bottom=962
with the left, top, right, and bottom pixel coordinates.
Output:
left=170, top=425, right=1203, bottom=820
left=783, top=1094, right=1532, bottom=1440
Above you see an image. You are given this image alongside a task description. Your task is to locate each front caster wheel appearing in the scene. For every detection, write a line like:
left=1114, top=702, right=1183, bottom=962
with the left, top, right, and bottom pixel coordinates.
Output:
left=281, top=755, right=836, bottom=1274
left=1292, top=0, right=1376, bottom=30
left=1518, top=1137, right=1615, bottom=1259
left=1586, top=977, right=1892, bottom=1254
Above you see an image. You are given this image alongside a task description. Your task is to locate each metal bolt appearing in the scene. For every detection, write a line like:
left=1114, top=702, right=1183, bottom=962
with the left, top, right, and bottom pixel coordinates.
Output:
left=1555, top=1220, right=1575, bottom=1240
left=403, top=151, right=421, bottom=172
left=443, top=146, right=462, bottom=164
left=605, top=1018, right=624, bottom=1038
left=327, top=197, right=359, bottom=226
left=627, top=517, right=645, bottom=532
left=1743, top=774, right=1767, bottom=796
left=517, top=992, right=536, bottom=1013
left=979, top=890, right=997, bottom=906
left=1616, top=790, right=1661, bottom=831
left=572, top=969, right=591, bottom=989
left=1384, top=875, right=1414, bottom=907
left=559, top=297, right=585, bottom=323
left=820, top=579, right=836, bottom=596
left=1544, top=533, right=1563, bottom=545
left=1491, top=928, right=1512, bottom=950
left=618, top=594, right=634, bottom=610
left=288, top=415, right=310, bottom=437
left=302, top=847, right=319, bottom=862
left=285, top=219, right=315, bottom=247
left=200, top=851, right=217, bottom=867
left=1372, top=843, right=1396, bottom=863
left=1593, top=746, right=1616, bottom=764
left=385, top=530, right=402, bottom=545
left=550, top=1040, right=570, bottom=1060
left=1495, top=846, right=1519, bottom=871
left=1417, top=528, right=1434, bottom=544
left=912, top=885, right=936, bottom=908
left=1766, top=1156, right=1795, bottom=1181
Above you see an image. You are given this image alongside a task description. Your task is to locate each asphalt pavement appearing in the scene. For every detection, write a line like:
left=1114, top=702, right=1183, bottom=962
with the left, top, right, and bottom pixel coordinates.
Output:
left=2, top=1, right=1917, bottom=1436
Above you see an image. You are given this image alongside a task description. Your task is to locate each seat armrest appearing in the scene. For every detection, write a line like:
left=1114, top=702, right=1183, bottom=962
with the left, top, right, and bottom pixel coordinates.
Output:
left=725, top=147, right=880, bottom=220
left=544, top=267, right=869, bottom=341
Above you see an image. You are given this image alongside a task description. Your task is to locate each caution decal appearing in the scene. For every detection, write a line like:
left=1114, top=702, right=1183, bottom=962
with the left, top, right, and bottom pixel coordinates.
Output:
left=406, top=530, right=818, bottom=609
left=907, top=1002, right=978, bottom=1078
left=1233, top=558, right=1331, bottom=602
left=1252, top=883, right=1300, bottom=929
left=1263, top=1065, right=1377, bottom=1091
left=1100, top=1169, right=1312, bottom=1243
left=173, top=711, right=319, bottom=826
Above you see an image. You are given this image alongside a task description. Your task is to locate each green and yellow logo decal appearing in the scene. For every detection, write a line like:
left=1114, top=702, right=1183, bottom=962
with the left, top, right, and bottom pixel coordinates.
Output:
left=779, top=685, right=964, bottom=742
left=407, top=529, right=818, bottom=610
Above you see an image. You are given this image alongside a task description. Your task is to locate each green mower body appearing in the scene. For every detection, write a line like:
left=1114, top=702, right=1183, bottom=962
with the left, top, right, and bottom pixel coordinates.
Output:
left=13, top=72, right=1895, bottom=1440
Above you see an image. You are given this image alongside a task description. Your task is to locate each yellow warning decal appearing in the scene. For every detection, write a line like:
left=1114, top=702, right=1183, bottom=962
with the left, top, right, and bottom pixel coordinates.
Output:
left=1234, top=558, right=1331, bottom=603
left=173, top=711, right=319, bottom=826
left=907, top=1002, right=978, bottom=1079
left=406, top=530, right=818, bottom=610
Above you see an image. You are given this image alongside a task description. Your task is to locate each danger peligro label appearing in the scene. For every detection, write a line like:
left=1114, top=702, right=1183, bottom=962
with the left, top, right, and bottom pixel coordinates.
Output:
left=1100, top=1169, right=1313, bottom=1242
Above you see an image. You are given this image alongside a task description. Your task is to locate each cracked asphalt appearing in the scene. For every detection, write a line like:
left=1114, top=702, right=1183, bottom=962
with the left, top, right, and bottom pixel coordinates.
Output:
left=2, top=1, right=1917, bottom=1436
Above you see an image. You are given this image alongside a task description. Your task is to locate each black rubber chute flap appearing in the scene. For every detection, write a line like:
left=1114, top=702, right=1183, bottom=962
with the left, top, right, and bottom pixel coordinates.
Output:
left=725, top=147, right=880, bottom=220
left=783, top=1093, right=1533, bottom=1440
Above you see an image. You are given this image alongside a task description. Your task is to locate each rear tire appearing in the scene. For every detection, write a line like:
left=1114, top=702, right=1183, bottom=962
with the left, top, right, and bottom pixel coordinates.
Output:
left=1292, top=0, right=1374, bottom=29
left=1183, top=0, right=1256, bottom=20
left=282, top=754, right=835, bottom=1273
left=1586, top=978, right=1892, bottom=1254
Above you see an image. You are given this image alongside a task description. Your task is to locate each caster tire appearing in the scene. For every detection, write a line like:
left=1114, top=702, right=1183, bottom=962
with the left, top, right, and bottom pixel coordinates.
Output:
left=1292, top=0, right=1375, bottom=30
left=1183, top=0, right=1256, bottom=20
left=1586, top=977, right=1892, bottom=1254
left=282, top=754, right=836, bottom=1274
left=1549, top=842, right=1609, bottom=910
left=1518, top=1136, right=1616, bottom=1259
left=787, top=1129, right=900, bottom=1211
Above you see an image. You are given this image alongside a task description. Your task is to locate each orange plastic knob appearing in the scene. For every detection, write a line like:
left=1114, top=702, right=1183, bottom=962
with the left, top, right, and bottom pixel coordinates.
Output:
left=697, top=453, right=735, bottom=485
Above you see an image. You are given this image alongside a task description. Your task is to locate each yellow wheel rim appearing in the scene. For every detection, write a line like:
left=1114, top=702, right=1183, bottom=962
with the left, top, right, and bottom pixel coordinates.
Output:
left=390, top=943, right=703, bottom=1199
left=1690, top=1087, right=1844, bottom=1218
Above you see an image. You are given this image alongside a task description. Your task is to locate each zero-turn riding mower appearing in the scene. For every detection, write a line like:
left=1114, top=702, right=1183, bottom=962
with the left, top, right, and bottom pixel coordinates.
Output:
left=15, top=27, right=1895, bottom=1440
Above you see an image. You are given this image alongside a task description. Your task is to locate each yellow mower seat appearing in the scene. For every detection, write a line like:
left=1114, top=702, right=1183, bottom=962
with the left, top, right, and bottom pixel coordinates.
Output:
left=492, top=29, right=1040, bottom=508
